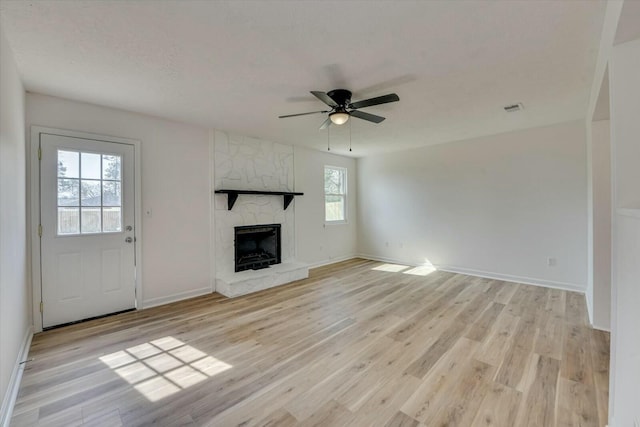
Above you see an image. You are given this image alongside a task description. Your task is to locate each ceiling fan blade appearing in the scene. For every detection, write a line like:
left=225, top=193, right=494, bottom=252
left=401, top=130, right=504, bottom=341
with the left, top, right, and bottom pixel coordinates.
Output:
left=349, top=93, right=400, bottom=110
left=319, top=117, right=332, bottom=130
left=349, top=110, right=386, bottom=124
left=278, top=110, right=328, bottom=118
left=310, top=91, right=339, bottom=107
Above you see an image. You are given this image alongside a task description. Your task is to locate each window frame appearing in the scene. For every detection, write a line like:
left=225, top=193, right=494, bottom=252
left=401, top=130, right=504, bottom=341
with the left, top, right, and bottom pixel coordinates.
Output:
left=324, top=165, right=348, bottom=224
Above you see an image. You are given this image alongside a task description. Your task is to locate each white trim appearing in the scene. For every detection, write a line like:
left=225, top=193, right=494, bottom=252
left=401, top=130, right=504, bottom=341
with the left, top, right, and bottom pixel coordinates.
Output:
left=324, top=165, right=347, bottom=223
left=357, top=253, right=420, bottom=267
left=616, top=208, right=640, bottom=219
left=357, top=253, right=585, bottom=293
left=306, top=254, right=358, bottom=269
left=29, top=126, right=143, bottom=332
left=586, top=291, right=595, bottom=327
left=0, top=327, right=33, bottom=427
left=592, top=323, right=611, bottom=333
left=585, top=292, right=611, bottom=332
left=209, top=130, right=216, bottom=292
left=142, top=287, right=213, bottom=309
left=425, top=265, right=584, bottom=293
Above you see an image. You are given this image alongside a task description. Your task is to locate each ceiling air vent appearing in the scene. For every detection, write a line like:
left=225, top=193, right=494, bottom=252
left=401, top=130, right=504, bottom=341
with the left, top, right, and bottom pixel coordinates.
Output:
left=504, top=103, right=524, bottom=112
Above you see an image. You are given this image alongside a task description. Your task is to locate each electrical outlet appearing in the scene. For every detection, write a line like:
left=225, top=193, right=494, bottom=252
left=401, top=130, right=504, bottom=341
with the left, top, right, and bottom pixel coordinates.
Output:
left=547, top=257, right=557, bottom=267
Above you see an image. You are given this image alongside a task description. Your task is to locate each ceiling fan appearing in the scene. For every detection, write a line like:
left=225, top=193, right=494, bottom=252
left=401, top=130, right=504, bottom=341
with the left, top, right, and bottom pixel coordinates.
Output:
left=278, top=89, right=400, bottom=129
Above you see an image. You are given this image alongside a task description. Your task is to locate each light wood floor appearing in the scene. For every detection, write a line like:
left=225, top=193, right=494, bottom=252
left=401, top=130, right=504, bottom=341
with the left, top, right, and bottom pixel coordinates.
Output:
left=12, top=259, right=609, bottom=427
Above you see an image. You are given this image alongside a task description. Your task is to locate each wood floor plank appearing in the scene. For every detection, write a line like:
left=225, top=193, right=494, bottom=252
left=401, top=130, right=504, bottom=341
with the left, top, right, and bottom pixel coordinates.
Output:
left=470, top=381, right=522, bottom=427
left=494, top=314, right=538, bottom=389
left=401, top=337, right=480, bottom=422
left=426, top=359, right=494, bottom=426
left=589, top=329, right=610, bottom=427
left=534, top=314, right=564, bottom=361
left=297, top=400, right=353, bottom=426
left=493, top=281, right=520, bottom=305
left=516, top=355, right=561, bottom=427
left=11, top=259, right=609, bottom=426
left=384, top=411, right=420, bottom=427
left=561, top=325, right=594, bottom=385
left=253, top=408, right=298, bottom=427
left=565, top=292, right=589, bottom=325
left=556, top=378, right=600, bottom=427
left=465, top=302, right=505, bottom=342
left=475, top=311, right=520, bottom=368
left=346, top=373, right=420, bottom=427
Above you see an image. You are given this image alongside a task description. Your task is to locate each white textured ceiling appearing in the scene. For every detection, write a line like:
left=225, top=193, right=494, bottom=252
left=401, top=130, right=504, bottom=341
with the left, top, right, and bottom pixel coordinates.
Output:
left=0, top=0, right=606, bottom=156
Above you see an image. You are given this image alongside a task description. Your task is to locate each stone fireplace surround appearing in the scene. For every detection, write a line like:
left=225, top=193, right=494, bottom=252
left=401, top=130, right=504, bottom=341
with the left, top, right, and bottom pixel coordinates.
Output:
left=213, top=130, right=308, bottom=297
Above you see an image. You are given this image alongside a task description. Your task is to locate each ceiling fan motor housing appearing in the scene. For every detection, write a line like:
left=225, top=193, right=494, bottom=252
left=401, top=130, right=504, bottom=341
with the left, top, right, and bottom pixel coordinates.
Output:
left=327, top=89, right=352, bottom=107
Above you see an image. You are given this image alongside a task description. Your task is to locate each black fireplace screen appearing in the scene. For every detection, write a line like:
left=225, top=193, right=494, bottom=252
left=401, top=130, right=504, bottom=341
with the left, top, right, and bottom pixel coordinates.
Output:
left=234, top=224, right=281, bottom=272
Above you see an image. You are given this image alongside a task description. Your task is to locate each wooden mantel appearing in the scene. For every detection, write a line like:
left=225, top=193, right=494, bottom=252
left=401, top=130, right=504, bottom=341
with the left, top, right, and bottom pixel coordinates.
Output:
left=214, top=190, right=304, bottom=210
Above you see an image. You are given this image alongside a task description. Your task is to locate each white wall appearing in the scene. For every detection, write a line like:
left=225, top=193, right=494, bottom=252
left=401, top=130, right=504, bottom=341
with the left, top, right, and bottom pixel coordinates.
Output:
left=609, top=37, right=640, bottom=427
left=294, top=146, right=357, bottom=266
left=357, top=121, right=588, bottom=290
left=26, top=94, right=212, bottom=310
left=590, top=120, right=611, bottom=330
left=0, top=28, right=31, bottom=423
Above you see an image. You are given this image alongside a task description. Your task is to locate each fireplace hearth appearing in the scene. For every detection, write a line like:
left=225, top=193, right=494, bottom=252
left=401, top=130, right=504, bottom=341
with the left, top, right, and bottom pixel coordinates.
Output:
left=234, top=224, right=281, bottom=272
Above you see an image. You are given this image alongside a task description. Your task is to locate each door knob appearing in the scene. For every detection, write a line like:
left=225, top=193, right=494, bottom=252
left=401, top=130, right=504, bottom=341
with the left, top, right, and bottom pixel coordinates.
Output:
left=125, top=225, right=133, bottom=231
left=125, top=237, right=133, bottom=243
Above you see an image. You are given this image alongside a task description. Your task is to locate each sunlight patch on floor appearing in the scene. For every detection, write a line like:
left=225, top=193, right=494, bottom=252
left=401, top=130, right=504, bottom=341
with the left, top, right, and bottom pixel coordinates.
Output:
left=372, top=263, right=410, bottom=272
left=99, top=336, right=232, bottom=402
left=402, top=259, right=437, bottom=276
left=403, top=265, right=437, bottom=276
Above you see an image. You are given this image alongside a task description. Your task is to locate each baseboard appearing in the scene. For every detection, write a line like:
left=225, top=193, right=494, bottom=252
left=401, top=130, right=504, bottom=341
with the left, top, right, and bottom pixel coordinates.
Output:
left=586, top=292, right=594, bottom=326
left=428, top=265, right=584, bottom=293
left=591, top=322, right=611, bottom=332
left=357, top=254, right=585, bottom=293
left=142, top=286, right=213, bottom=309
left=1, top=326, right=33, bottom=427
left=306, top=254, right=358, bottom=269
left=357, top=253, right=422, bottom=267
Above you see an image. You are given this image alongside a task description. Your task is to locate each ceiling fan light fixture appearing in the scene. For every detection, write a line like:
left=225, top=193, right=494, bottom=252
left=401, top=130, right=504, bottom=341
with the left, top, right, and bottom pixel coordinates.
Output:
left=329, top=111, right=350, bottom=125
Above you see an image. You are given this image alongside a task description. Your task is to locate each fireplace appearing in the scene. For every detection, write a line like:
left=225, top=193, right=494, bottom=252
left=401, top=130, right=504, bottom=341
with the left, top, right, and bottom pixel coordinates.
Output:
left=234, top=224, right=281, bottom=272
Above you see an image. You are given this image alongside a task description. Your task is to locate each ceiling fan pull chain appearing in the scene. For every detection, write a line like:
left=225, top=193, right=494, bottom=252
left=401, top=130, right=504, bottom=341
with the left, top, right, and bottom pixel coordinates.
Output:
left=349, top=119, right=352, bottom=152
left=327, top=125, right=331, bottom=151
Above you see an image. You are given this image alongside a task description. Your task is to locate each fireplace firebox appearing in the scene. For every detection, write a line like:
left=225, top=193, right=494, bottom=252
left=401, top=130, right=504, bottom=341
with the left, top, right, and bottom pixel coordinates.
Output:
left=234, top=224, right=281, bottom=272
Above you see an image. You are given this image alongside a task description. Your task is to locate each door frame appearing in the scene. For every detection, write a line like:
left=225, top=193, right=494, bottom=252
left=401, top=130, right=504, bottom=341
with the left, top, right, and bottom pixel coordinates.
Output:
left=30, top=126, right=143, bottom=333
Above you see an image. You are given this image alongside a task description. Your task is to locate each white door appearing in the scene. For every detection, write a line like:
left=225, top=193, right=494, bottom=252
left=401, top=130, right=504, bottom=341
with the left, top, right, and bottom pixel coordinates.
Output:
left=40, top=133, right=136, bottom=328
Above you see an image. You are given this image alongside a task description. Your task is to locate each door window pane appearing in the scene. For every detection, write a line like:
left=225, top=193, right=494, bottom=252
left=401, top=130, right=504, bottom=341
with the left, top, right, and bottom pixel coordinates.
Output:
left=58, top=207, right=80, bottom=234
left=58, top=179, right=79, bottom=206
left=103, top=155, right=121, bottom=180
left=58, top=151, right=79, bottom=178
left=103, top=181, right=121, bottom=207
left=81, top=152, right=101, bottom=179
left=81, top=180, right=102, bottom=206
left=103, top=207, right=122, bottom=232
left=81, top=208, right=102, bottom=234
left=57, top=150, right=123, bottom=235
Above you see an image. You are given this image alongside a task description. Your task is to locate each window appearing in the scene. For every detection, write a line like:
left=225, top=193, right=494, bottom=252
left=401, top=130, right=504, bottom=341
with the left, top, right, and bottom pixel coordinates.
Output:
left=324, top=166, right=347, bottom=222
left=57, top=149, right=122, bottom=235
